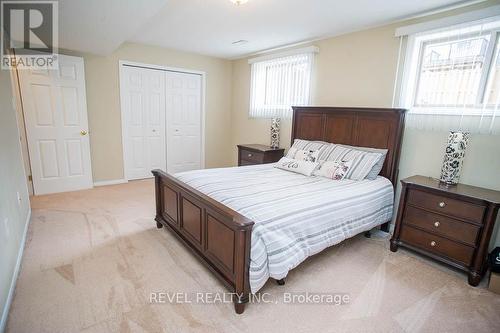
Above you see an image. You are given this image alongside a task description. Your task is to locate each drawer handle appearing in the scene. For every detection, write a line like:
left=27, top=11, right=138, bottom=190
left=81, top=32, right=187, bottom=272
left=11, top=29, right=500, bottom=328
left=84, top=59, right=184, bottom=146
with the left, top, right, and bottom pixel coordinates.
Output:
left=247, top=153, right=253, bottom=157
left=430, top=241, right=437, bottom=247
left=434, top=221, right=440, bottom=228
left=438, top=201, right=446, bottom=208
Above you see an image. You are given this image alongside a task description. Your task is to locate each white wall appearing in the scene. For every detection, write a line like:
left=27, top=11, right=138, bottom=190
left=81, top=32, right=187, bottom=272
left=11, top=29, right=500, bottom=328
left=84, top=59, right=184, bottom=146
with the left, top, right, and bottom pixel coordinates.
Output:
left=0, top=68, right=31, bottom=331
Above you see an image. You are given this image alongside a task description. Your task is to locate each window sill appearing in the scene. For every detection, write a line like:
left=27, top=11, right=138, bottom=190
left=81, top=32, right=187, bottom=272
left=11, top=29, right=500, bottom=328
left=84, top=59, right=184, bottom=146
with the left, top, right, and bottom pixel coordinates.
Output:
left=409, top=107, right=498, bottom=117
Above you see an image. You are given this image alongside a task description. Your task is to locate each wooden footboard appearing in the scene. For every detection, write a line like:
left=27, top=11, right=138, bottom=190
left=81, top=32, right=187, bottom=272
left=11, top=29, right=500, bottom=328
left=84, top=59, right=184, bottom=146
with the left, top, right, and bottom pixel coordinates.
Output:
left=152, top=169, right=254, bottom=314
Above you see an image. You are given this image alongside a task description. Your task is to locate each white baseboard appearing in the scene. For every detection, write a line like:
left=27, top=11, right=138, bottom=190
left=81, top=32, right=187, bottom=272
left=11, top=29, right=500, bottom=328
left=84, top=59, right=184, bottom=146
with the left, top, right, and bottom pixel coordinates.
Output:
left=93, top=179, right=128, bottom=187
left=1, top=209, right=31, bottom=333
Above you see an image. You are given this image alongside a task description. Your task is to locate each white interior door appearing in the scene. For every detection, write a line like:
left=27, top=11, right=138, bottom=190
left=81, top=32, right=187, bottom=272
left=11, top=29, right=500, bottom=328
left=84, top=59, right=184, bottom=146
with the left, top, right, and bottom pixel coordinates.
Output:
left=18, top=54, right=93, bottom=195
left=121, top=66, right=166, bottom=180
left=166, top=71, right=202, bottom=173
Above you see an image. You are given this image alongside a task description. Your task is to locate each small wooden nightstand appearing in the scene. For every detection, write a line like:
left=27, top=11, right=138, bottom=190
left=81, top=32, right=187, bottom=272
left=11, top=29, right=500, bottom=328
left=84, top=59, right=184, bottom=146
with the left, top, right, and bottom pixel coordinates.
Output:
left=390, top=175, right=500, bottom=286
left=237, top=144, right=284, bottom=166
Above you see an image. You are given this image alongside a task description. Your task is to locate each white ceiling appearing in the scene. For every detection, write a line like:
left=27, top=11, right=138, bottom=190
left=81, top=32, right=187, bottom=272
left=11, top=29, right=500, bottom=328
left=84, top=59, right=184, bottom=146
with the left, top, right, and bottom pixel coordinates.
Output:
left=58, top=0, right=169, bottom=55
left=58, top=0, right=476, bottom=58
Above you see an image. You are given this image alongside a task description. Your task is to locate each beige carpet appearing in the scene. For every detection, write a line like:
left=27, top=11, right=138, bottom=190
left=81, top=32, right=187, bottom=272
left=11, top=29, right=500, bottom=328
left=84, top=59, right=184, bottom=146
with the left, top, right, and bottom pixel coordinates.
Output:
left=6, top=179, right=500, bottom=333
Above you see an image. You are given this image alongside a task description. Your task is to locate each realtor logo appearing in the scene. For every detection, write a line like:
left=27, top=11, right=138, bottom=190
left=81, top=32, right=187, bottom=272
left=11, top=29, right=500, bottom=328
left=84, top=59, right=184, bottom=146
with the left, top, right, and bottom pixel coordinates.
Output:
left=1, top=0, right=58, bottom=69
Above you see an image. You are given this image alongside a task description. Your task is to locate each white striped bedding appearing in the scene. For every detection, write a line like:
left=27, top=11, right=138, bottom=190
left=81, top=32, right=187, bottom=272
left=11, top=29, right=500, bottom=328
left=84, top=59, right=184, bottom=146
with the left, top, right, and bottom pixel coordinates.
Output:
left=174, top=163, right=394, bottom=293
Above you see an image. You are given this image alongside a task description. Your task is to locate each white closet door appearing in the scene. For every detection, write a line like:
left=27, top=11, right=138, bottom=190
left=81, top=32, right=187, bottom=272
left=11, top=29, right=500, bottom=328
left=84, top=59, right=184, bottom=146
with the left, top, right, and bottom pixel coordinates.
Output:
left=166, top=71, right=202, bottom=173
left=18, top=54, right=93, bottom=195
left=121, top=66, right=166, bottom=180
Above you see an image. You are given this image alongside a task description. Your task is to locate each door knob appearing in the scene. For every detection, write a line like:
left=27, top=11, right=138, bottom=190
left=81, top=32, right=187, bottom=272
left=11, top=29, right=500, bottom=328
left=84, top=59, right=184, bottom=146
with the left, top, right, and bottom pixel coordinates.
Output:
left=80, top=130, right=88, bottom=136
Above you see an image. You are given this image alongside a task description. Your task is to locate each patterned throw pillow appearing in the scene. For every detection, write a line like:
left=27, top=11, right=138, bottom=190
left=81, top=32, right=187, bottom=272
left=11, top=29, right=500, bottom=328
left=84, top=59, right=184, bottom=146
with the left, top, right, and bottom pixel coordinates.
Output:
left=293, top=149, right=321, bottom=162
left=317, top=144, right=383, bottom=181
left=314, top=160, right=353, bottom=180
left=286, top=139, right=328, bottom=158
left=274, top=157, right=319, bottom=176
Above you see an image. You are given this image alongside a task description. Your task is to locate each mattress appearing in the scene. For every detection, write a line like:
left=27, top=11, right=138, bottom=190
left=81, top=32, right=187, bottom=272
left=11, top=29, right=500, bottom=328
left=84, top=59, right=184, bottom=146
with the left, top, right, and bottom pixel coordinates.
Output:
left=174, top=163, right=394, bottom=293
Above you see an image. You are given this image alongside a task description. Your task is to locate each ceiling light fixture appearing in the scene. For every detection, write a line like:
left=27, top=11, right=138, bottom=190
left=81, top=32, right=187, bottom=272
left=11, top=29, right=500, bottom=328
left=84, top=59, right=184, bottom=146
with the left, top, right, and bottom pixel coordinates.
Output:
left=230, top=0, right=249, bottom=5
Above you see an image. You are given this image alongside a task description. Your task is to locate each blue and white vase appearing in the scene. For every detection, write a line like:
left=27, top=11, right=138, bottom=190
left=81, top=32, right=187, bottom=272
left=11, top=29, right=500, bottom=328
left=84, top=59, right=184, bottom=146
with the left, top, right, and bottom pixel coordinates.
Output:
left=440, top=131, right=470, bottom=185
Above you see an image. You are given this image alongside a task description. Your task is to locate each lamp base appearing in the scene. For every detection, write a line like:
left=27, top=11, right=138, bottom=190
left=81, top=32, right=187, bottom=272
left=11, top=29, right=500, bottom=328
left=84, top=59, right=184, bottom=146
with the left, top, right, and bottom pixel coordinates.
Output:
left=439, top=131, right=470, bottom=186
left=270, top=118, right=281, bottom=149
left=438, top=180, right=457, bottom=187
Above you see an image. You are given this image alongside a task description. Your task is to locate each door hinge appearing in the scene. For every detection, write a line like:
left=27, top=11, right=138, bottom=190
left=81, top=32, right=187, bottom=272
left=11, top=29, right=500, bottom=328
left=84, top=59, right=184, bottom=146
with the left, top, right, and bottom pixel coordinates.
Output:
left=28, top=175, right=32, bottom=181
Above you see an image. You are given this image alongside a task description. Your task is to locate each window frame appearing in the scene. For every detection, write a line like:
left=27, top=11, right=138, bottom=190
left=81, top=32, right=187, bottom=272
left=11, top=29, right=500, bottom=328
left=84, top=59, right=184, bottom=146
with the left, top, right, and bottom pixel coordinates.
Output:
left=403, top=24, right=500, bottom=115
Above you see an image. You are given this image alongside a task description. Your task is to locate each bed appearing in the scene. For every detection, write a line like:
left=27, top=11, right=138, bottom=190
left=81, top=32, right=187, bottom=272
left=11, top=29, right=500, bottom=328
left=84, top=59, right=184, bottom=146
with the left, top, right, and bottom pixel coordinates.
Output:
left=152, top=106, right=406, bottom=314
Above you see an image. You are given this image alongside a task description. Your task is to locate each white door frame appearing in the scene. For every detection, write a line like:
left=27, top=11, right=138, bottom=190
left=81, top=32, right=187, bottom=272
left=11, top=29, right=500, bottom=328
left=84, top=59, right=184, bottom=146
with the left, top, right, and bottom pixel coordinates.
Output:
left=10, top=63, right=34, bottom=195
left=118, top=60, right=206, bottom=180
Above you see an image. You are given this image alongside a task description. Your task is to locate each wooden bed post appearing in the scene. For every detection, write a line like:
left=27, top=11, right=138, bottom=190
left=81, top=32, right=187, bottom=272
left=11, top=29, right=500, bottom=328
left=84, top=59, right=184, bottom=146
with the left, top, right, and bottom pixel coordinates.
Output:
left=154, top=172, right=163, bottom=229
left=233, top=226, right=252, bottom=314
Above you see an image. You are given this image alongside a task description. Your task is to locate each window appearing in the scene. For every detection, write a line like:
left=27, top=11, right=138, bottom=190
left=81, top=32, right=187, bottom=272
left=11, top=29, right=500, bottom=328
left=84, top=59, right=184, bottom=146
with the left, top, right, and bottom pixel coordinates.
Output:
left=415, top=35, right=491, bottom=107
left=249, top=47, right=317, bottom=119
left=397, top=15, right=500, bottom=134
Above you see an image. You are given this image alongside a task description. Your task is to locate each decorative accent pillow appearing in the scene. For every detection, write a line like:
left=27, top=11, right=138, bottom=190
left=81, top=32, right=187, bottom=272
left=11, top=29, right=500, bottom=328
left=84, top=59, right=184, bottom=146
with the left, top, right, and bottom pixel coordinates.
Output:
left=286, top=139, right=328, bottom=158
left=293, top=149, right=321, bottom=162
left=314, top=160, right=353, bottom=180
left=317, top=144, right=383, bottom=181
left=274, top=157, right=319, bottom=176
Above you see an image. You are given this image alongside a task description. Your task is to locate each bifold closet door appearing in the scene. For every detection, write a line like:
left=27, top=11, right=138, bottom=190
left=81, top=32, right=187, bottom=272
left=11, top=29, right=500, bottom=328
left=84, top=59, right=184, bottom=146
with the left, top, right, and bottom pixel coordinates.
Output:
left=121, top=66, right=166, bottom=180
left=18, top=54, right=93, bottom=195
left=165, top=71, right=202, bottom=173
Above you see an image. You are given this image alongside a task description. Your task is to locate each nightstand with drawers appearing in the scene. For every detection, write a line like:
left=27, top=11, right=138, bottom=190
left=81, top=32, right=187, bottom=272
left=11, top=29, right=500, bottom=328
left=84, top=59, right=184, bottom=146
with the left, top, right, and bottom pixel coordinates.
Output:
left=390, top=175, right=500, bottom=286
left=237, top=144, right=285, bottom=166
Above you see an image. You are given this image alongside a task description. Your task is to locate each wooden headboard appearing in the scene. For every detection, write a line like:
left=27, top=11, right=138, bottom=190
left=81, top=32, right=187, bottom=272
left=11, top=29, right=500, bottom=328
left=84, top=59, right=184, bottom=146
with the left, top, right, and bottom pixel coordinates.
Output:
left=291, top=106, right=406, bottom=186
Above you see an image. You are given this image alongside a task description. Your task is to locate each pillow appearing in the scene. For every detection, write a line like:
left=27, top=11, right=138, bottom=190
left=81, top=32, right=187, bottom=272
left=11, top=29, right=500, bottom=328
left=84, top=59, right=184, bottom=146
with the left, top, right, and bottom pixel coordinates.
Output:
left=317, top=144, right=383, bottom=181
left=338, top=144, right=387, bottom=180
left=286, top=139, right=328, bottom=158
left=314, top=160, right=353, bottom=180
left=275, top=157, right=319, bottom=176
left=292, top=149, right=321, bottom=162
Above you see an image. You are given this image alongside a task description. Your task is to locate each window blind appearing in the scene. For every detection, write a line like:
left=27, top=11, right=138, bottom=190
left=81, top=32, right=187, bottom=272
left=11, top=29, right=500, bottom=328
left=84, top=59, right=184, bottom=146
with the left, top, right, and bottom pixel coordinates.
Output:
left=249, top=50, right=315, bottom=119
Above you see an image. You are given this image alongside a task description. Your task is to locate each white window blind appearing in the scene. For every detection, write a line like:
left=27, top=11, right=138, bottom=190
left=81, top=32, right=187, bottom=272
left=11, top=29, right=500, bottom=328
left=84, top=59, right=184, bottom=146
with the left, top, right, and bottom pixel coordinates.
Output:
left=249, top=48, right=316, bottom=119
left=395, top=14, right=500, bottom=134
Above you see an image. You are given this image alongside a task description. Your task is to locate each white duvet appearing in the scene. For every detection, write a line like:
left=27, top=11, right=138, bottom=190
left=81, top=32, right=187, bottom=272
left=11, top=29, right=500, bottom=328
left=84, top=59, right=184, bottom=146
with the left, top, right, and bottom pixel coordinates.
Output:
left=175, top=163, right=394, bottom=293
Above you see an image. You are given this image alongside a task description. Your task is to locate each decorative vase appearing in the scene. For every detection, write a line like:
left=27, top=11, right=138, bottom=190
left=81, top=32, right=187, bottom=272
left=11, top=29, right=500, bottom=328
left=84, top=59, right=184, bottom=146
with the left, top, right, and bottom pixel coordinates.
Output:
left=270, top=118, right=280, bottom=149
left=439, top=131, right=470, bottom=185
